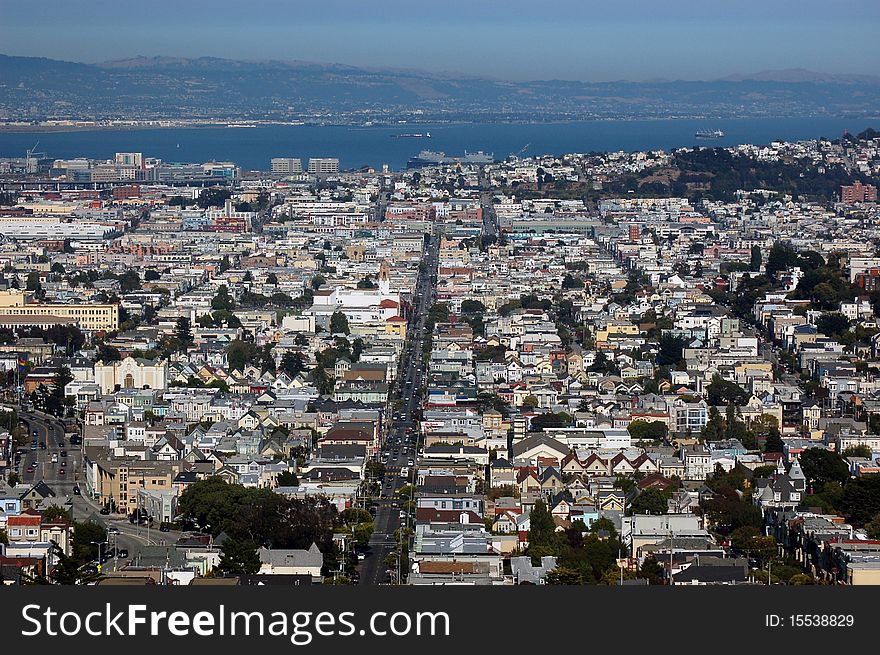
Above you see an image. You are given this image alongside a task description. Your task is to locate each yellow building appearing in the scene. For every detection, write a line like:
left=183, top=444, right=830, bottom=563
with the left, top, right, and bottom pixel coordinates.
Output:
left=0, top=290, right=118, bottom=332
left=93, top=460, right=176, bottom=514
left=385, top=315, right=407, bottom=339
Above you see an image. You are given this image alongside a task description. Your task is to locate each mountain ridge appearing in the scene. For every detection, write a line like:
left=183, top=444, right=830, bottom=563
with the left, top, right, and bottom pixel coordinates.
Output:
left=2, top=54, right=879, bottom=123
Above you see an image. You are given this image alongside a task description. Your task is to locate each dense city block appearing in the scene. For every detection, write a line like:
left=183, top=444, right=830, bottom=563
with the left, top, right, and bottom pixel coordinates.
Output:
left=2, top=128, right=880, bottom=587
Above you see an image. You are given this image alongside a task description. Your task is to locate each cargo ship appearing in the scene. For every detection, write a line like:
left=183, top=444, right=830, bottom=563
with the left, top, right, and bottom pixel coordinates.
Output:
left=695, top=129, right=725, bottom=139
left=407, top=149, right=494, bottom=169
left=392, top=132, right=431, bottom=138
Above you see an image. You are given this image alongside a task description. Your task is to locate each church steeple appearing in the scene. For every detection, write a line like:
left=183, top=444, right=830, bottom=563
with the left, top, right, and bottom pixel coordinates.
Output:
left=378, top=261, right=391, bottom=295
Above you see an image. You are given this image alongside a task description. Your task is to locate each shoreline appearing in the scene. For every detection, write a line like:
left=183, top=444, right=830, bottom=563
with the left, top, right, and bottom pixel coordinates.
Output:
left=1, top=115, right=876, bottom=135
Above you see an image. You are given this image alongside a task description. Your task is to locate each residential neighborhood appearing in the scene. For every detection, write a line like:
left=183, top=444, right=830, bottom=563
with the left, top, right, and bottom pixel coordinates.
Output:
left=2, top=127, right=880, bottom=586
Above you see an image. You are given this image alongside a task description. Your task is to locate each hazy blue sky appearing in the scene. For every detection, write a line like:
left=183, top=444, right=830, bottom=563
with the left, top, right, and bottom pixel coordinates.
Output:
left=2, top=0, right=878, bottom=81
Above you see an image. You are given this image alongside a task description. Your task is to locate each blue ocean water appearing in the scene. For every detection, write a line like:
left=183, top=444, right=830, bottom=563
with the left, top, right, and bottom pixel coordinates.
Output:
left=0, top=117, right=871, bottom=172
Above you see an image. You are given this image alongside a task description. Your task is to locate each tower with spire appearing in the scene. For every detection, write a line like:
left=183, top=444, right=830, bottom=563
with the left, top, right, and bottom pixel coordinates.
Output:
left=378, top=260, right=391, bottom=295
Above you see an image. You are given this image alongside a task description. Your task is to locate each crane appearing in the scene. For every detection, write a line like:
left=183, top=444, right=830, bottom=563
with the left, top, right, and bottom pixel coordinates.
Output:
left=509, top=143, right=530, bottom=160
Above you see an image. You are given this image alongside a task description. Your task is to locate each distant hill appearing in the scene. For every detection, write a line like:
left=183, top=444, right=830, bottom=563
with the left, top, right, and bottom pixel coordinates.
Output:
left=2, top=54, right=879, bottom=123
left=717, top=68, right=880, bottom=85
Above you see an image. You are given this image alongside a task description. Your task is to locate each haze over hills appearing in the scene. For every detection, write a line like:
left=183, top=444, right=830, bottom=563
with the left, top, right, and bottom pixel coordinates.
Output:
left=2, top=53, right=879, bottom=125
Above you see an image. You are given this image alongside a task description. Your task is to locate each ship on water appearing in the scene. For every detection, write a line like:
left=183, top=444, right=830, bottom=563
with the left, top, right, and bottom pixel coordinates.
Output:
left=695, top=129, right=725, bottom=139
left=407, top=149, right=494, bottom=169
left=392, top=132, right=431, bottom=138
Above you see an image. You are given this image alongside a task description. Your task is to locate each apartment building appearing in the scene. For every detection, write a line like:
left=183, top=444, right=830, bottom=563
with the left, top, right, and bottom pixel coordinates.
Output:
left=0, top=290, right=119, bottom=331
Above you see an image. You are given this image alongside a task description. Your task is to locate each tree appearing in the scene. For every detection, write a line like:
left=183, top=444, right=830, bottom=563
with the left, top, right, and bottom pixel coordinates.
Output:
left=545, top=567, right=585, bottom=585
left=212, top=285, right=235, bottom=311
left=701, top=406, right=726, bottom=442
left=840, top=476, right=880, bottom=524
left=330, top=311, right=350, bottom=335
left=312, top=365, right=334, bottom=395
left=0, top=528, right=7, bottom=545
left=227, top=339, right=261, bottom=372
left=267, top=272, right=278, bottom=286
left=42, top=504, right=70, bottom=521
left=43, top=365, right=73, bottom=416
left=706, top=374, right=748, bottom=406
left=656, top=333, right=689, bottom=367
left=750, top=245, right=762, bottom=272
left=96, top=343, right=122, bottom=362
left=763, top=429, right=784, bottom=454
left=630, top=488, right=669, bottom=515
left=816, top=313, right=851, bottom=339
left=71, top=521, right=108, bottom=563
left=590, top=517, right=618, bottom=537
left=175, top=316, right=193, bottom=346
left=529, top=412, right=566, bottom=431
left=460, top=299, right=485, bottom=314
left=864, top=513, right=880, bottom=539
left=276, top=470, right=299, bottom=487
left=115, top=270, right=141, bottom=293
left=217, top=537, right=261, bottom=575
left=628, top=419, right=668, bottom=442
left=842, top=444, right=873, bottom=459
left=521, top=395, right=539, bottom=410
left=48, top=543, right=103, bottom=585
left=561, top=274, right=584, bottom=289
left=700, top=487, right=763, bottom=534
left=527, top=499, right=558, bottom=562
left=799, top=448, right=849, bottom=488
left=26, top=272, right=42, bottom=292
left=311, top=274, right=326, bottom=290
left=197, top=187, right=232, bottom=209
left=638, top=554, right=664, bottom=584
left=279, top=352, right=306, bottom=378
left=765, top=241, right=799, bottom=279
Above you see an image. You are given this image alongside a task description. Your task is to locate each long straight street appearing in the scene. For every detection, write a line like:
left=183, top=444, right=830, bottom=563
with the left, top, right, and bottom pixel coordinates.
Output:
left=359, top=223, right=439, bottom=585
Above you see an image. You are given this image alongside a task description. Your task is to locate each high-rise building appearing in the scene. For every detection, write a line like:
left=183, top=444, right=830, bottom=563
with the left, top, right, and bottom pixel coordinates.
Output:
left=115, top=152, right=143, bottom=168
left=271, top=157, right=303, bottom=174
left=841, top=180, right=878, bottom=203
left=629, top=223, right=641, bottom=242
left=308, top=158, right=340, bottom=174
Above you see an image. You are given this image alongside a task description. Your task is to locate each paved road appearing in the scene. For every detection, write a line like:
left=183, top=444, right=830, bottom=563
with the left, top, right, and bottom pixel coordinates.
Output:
left=359, top=222, right=439, bottom=585
left=13, top=408, right=160, bottom=560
